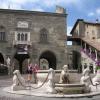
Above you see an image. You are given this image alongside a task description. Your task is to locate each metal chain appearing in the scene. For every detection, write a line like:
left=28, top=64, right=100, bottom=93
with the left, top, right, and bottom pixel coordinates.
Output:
left=15, top=72, right=49, bottom=89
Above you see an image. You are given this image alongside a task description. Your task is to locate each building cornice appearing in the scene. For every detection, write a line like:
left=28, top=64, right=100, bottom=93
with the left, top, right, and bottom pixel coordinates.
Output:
left=0, top=9, right=67, bottom=17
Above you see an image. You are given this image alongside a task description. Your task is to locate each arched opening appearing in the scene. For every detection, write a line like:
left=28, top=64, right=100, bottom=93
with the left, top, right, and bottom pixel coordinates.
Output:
left=0, top=53, right=4, bottom=64
left=0, top=53, right=7, bottom=75
left=39, top=51, right=56, bottom=70
left=14, top=53, right=30, bottom=74
left=72, top=51, right=81, bottom=71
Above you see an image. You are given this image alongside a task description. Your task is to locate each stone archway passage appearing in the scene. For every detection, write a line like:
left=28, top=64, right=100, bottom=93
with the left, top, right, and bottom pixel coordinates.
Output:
left=39, top=51, right=56, bottom=70
left=0, top=53, right=4, bottom=64
left=14, top=53, right=30, bottom=74
left=72, top=51, right=81, bottom=70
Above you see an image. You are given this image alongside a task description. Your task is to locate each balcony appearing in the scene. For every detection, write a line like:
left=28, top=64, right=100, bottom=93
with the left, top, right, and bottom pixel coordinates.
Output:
left=13, top=40, right=32, bottom=45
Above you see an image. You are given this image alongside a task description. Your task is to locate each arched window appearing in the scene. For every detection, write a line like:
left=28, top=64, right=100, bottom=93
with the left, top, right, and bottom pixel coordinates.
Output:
left=0, top=25, right=6, bottom=41
left=17, top=33, right=20, bottom=41
left=21, top=33, right=24, bottom=41
left=25, top=33, right=27, bottom=41
left=40, top=28, right=48, bottom=43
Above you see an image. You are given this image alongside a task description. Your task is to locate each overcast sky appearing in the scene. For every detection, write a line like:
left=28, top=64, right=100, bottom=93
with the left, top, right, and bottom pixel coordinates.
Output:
left=0, top=0, right=100, bottom=35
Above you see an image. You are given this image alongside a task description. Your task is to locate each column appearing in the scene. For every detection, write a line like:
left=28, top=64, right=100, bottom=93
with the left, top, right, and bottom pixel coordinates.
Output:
left=89, top=47, right=91, bottom=56
left=95, top=49, right=98, bottom=61
left=93, top=63, right=96, bottom=74
left=84, top=43, right=86, bottom=52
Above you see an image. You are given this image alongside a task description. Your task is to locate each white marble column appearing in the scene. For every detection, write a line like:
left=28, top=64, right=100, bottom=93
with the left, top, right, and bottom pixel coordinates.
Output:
left=84, top=43, right=86, bottom=52
left=93, top=63, right=96, bottom=74
left=89, top=47, right=91, bottom=56
left=95, top=50, right=98, bottom=61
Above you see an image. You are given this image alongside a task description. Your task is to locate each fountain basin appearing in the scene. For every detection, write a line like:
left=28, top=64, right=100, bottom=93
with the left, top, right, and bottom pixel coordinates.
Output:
left=55, top=83, right=87, bottom=94
left=37, top=70, right=81, bottom=83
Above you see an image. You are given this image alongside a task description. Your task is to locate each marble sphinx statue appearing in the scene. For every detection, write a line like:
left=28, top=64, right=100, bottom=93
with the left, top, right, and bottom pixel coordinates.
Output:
left=59, top=65, right=70, bottom=84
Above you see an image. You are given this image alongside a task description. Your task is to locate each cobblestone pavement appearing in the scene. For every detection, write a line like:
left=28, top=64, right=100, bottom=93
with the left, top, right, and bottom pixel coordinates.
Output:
left=0, top=75, right=100, bottom=100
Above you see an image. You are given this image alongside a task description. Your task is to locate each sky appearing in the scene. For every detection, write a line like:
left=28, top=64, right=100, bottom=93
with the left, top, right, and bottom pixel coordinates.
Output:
left=0, top=0, right=100, bottom=36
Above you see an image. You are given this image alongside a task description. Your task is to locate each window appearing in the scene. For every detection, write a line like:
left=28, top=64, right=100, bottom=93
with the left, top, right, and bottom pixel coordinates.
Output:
left=17, top=33, right=20, bottom=41
left=25, top=34, right=27, bottom=41
left=0, top=26, right=6, bottom=41
left=21, top=33, right=24, bottom=41
left=40, top=28, right=48, bottom=43
left=16, top=32, right=29, bottom=41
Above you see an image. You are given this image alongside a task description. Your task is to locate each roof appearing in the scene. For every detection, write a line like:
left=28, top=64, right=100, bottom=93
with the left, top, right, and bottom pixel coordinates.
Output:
left=0, top=8, right=67, bottom=17
left=81, top=38, right=100, bottom=52
left=70, top=19, right=100, bottom=34
left=70, top=19, right=84, bottom=34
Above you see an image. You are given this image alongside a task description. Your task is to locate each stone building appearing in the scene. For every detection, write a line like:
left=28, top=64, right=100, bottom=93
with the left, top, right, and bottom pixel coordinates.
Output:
left=68, top=19, right=100, bottom=73
left=0, top=7, right=67, bottom=74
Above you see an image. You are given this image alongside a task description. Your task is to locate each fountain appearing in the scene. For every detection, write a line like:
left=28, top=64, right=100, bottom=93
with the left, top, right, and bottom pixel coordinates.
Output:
left=55, top=65, right=86, bottom=94
left=2, top=65, right=100, bottom=98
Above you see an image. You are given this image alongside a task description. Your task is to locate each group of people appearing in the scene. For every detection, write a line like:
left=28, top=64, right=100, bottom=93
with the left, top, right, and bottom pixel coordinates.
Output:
left=27, top=63, right=39, bottom=83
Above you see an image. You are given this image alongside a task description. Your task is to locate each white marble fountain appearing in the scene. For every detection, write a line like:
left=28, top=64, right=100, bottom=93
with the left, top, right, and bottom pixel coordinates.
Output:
left=3, top=65, right=100, bottom=98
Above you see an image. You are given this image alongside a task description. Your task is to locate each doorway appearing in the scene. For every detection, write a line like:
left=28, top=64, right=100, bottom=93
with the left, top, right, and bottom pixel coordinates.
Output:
left=39, top=51, right=56, bottom=69
left=14, top=53, right=30, bottom=73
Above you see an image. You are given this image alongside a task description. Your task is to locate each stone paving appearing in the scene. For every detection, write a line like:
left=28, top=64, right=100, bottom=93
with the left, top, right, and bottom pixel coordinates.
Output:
left=0, top=75, right=100, bottom=100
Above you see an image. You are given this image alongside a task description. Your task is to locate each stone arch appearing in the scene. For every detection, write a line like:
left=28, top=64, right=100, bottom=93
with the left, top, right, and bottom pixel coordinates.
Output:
left=39, top=51, right=56, bottom=69
left=0, top=52, right=4, bottom=64
left=72, top=50, right=81, bottom=70
left=13, top=52, right=30, bottom=74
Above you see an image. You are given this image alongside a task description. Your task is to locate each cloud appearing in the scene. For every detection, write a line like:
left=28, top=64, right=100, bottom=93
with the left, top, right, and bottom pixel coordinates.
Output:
left=0, top=0, right=81, bottom=10
left=88, top=8, right=100, bottom=18
left=88, top=12, right=95, bottom=17
left=96, top=8, right=100, bottom=15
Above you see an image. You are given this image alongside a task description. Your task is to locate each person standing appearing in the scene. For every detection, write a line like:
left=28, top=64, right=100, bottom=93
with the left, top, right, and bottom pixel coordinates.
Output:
left=27, top=63, right=33, bottom=82
left=32, top=64, right=39, bottom=83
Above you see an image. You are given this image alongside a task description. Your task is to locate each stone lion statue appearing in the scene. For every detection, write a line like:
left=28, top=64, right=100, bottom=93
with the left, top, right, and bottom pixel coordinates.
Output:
left=11, top=70, right=26, bottom=91
left=59, top=65, right=70, bottom=84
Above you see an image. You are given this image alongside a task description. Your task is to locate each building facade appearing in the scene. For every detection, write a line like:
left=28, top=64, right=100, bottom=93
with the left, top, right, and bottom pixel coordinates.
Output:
left=0, top=8, right=67, bottom=73
left=69, top=19, right=100, bottom=73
